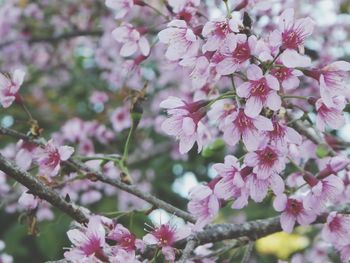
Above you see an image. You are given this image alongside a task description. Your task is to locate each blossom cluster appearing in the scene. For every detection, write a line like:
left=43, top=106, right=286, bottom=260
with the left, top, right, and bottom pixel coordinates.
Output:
left=0, top=0, right=349, bottom=262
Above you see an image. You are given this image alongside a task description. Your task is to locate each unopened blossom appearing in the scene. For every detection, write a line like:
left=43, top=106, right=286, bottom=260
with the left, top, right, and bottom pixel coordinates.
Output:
left=143, top=222, right=191, bottom=262
left=36, top=140, right=74, bottom=176
left=273, top=194, right=316, bottom=233
left=317, top=156, right=350, bottom=179
left=237, top=64, right=281, bottom=117
left=110, top=106, right=131, bottom=132
left=216, top=34, right=257, bottom=75
left=112, top=23, right=150, bottom=57
left=64, top=216, right=108, bottom=262
left=271, top=66, right=302, bottom=90
left=188, top=184, right=220, bottom=229
left=158, top=20, right=199, bottom=61
left=244, top=145, right=285, bottom=179
left=223, top=109, right=273, bottom=151
left=161, top=96, right=209, bottom=154
left=105, top=0, right=134, bottom=19
left=0, top=69, right=25, bottom=108
left=315, top=97, right=346, bottom=132
left=202, top=16, right=242, bottom=52
left=304, top=174, right=344, bottom=213
left=322, top=212, right=350, bottom=246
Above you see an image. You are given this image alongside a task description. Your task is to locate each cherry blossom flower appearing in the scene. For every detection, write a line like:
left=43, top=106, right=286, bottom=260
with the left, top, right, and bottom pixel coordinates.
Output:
left=213, top=156, right=249, bottom=208
left=105, top=0, right=134, bottom=19
left=202, top=16, right=242, bottom=52
left=15, top=140, right=37, bottom=171
left=270, top=66, right=302, bottom=90
left=188, top=184, right=220, bottom=229
left=35, top=140, right=74, bottom=176
left=90, top=91, right=109, bottom=105
left=277, top=8, right=314, bottom=51
left=207, top=99, right=236, bottom=130
left=315, top=97, right=346, bottom=132
left=237, top=64, right=281, bottom=117
left=322, top=212, right=350, bottom=246
left=64, top=216, right=108, bottom=262
left=110, top=106, right=131, bottom=132
left=107, top=223, right=143, bottom=252
left=160, top=96, right=209, bottom=154
left=143, top=222, right=191, bottom=262
left=264, top=119, right=302, bottom=147
left=112, top=23, right=150, bottom=57
left=180, top=56, right=210, bottom=89
left=307, top=61, right=350, bottom=107
left=158, top=20, right=199, bottom=61
left=273, top=194, right=316, bottom=233
left=304, top=174, right=344, bottom=213
left=18, top=191, right=39, bottom=210
left=244, top=145, right=285, bottom=179
left=0, top=69, right=25, bottom=108
left=216, top=34, right=257, bottom=75
left=223, top=109, right=273, bottom=151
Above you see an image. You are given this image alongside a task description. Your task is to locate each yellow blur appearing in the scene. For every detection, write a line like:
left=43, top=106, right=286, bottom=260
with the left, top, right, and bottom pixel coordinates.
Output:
left=255, top=232, right=309, bottom=260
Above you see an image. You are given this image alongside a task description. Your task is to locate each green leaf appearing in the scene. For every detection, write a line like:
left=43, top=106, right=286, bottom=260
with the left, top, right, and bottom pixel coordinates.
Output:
left=201, top=139, right=225, bottom=158
left=316, top=144, right=329, bottom=158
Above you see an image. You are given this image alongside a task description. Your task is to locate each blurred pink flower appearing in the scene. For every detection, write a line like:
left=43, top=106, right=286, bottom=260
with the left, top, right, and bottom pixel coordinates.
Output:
left=0, top=69, right=25, bottom=108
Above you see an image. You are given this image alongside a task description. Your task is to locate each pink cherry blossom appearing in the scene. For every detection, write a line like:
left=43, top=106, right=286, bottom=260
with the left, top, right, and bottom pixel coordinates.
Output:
left=277, top=8, right=314, bottom=51
left=315, top=97, right=346, bottom=132
left=112, top=23, right=150, bottom=57
left=237, top=64, right=281, bottom=117
left=105, top=0, right=134, bottom=19
left=0, top=69, right=25, bottom=108
left=216, top=34, right=257, bottom=75
left=311, top=61, right=350, bottom=107
left=322, top=212, right=350, bottom=246
left=188, top=184, right=220, bottom=229
left=271, top=66, right=302, bottom=90
left=273, top=194, right=317, bottom=233
left=110, top=106, right=131, bottom=132
left=223, top=109, right=273, bottom=151
left=304, top=174, right=344, bottom=213
left=158, top=20, right=199, bottom=61
left=18, top=191, right=39, bottom=210
left=160, top=96, right=209, bottom=154
left=36, top=140, right=74, bottom=176
left=264, top=119, right=302, bottom=147
left=202, top=16, right=242, bottom=52
left=90, top=91, right=109, bottom=105
left=64, top=216, right=108, bottom=262
left=244, top=145, right=286, bottom=179
left=143, top=222, right=190, bottom=262
left=107, top=223, right=143, bottom=252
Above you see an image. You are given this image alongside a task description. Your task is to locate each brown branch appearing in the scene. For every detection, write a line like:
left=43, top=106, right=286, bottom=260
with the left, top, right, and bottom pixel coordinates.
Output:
left=0, top=30, right=103, bottom=49
left=0, top=153, right=88, bottom=224
left=0, top=126, right=196, bottom=223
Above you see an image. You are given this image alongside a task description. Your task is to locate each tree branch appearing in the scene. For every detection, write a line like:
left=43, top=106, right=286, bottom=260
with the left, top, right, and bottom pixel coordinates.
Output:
left=0, top=30, right=103, bottom=49
left=0, top=153, right=89, bottom=224
left=0, top=126, right=196, bottom=223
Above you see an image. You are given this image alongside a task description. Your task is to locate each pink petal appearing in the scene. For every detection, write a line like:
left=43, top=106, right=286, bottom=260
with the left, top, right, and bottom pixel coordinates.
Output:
left=58, top=146, right=74, bottom=161
left=245, top=96, right=263, bottom=117
left=273, top=194, right=287, bottom=212
left=280, top=213, right=296, bottom=233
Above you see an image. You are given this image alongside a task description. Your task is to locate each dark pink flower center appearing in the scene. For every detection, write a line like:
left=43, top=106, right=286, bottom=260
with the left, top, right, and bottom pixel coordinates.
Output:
left=81, top=236, right=103, bottom=256
left=45, top=150, right=60, bottom=167
left=232, top=42, right=251, bottom=63
left=257, top=147, right=278, bottom=167
left=119, top=233, right=136, bottom=251
left=153, top=224, right=176, bottom=247
left=250, top=79, right=269, bottom=99
left=271, top=67, right=292, bottom=81
left=214, top=21, right=230, bottom=38
left=268, top=122, right=286, bottom=140
left=286, top=198, right=303, bottom=216
left=328, top=216, right=342, bottom=232
left=233, top=109, right=255, bottom=133
left=282, top=28, right=304, bottom=50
